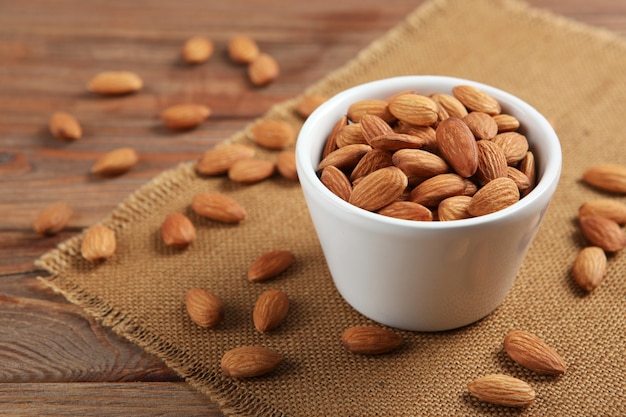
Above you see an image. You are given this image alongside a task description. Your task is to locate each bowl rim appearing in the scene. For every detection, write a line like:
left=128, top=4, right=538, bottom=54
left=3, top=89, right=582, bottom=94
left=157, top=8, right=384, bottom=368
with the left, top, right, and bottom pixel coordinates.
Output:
left=295, top=75, right=562, bottom=230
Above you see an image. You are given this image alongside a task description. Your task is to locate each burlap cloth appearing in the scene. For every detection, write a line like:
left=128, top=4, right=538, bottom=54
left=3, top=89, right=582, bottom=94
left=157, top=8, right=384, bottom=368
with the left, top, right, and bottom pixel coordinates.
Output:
left=36, top=0, right=626, bottom=415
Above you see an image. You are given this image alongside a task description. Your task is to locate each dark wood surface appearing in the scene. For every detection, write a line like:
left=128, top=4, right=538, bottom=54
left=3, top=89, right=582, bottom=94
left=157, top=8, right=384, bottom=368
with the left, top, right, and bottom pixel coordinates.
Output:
left=1, top=1, right=625, bottom=415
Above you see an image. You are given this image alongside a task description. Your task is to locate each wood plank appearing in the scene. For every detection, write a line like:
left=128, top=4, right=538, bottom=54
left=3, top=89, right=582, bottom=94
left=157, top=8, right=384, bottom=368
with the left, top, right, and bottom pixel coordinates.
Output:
left=0, top=382, right=223, bottom=417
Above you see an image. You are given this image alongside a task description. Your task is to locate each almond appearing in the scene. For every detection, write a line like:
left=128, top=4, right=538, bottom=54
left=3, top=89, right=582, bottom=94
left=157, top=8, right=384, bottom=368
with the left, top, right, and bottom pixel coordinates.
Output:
left=228, top=158, right=275, bottom=184
left=359, top=114, right=394, bottom=143
left=322, top=115, right=347, bottom=158
left=87, top=71, right=143, bottom=95
left=468, top=177, right=519, bottom=216
left=579, top=215, right=626, bottom=252
left=392, top=148, right=449, bottom=178
left=409, top=173, right=477, bottom=207
left=347, top=99, right=395, bottom=123
left=341, top=325, right=403, bottom=355
left=295, top=94, right=326, bottom=119
left=182, top=36, right=214, bottom=64
left=507, top=166, right=531, bottom=192
left=185, top=287, right=224, bottom=328
left=572, top=246, right=607, bottom=291
left=253, top=289, right=289, bottom=332
left=161, top=212, right=196, bottom=249
left=377, top=201, right=433, bottom=221
left=475, top=139, right=508, bottom=185
left=249, top=119, right=295, bottom=150
left=318, top=144, right=371, bottom=172
left=320, top=165, right=352, bottom=201
left=503, top=330, right=567, bottom=375
left=369, top=133, right=427, bottom=151
left=247, top=250, right=295, bottom=282
left=435, top=117, right=478, bottom=178
left=492, top=132, right=529, bottom=165
left=228, top=35, right=260, bottom=64
left=388, top=93, right=439, bottom=126
left=468, top=374, right=535, bottom=408
left=493, top=113, right=520, bottom=132
left=350, top=149, right=394, bottom=182
left=430, top=93, right=468, bottom=119
left=33, top=202, right=73, bottom=235
left=336, top=123, right=368, bottom=148
left=276, top=150, right=298, bottom=181
left=160, top=103, right=211, bottom=130
left=221, top=346, right=283, bottom=378
left=91, top=147, right=138, bottom=176
left=248, top=53, right=280, bottom=86
left=518, top=151, right=536, bottom=196
left=49, top=111, right=82, bottom=141
left=579, top=199, right=626, bottom=224
left=452, top=85, right=501, bottom=115
left=394, top=125, right=438, bottom=152
left=437, top=195, right=473, bottom=221
left=349, top=166, right=408, bottom=211
left=80, top=225, right=116, bottom=262
left=463, top=111, right=498, bottom=140
left=196, top=143, right=255, bottom=176
left=191, top=192, right=247, bottom=224
left=582, top=164, right=626, bottom=194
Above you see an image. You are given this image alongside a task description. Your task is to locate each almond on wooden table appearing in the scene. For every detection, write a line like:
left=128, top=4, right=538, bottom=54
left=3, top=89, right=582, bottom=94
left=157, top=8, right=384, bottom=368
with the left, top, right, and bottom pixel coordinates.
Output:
left=253, top=289, right=289, bottom=333
left=227, top=34, right=260, bottom=64
left=196, top=143, right=255, bottom=176
left=160, top=103, right=211, bottom=130
left=247, top=250, right=295, bottom=282
left=221, top=346, right=283, bottom=378
left=185, top=287, right=224, bottom=328
left=572, top=246, right=607, bottom=291
left=191, top=192, right=247, bottom=224
left=341, top=325, right=403, bottom=355
left=248, top=53, right=280, bottom=86
left=582, top=164, right=626, bottom=194
left=90, top=147, right=139, bottom=176
left=49, top=111, right=82, bottom=141
left=468, top=374, right=535, bottom=408
left=87, top=71, right=143, bottom=96
left=33, top=202, right=73, bottom=235
left=161, top=212, right=196, bottom=249
left=182, top=36, right=214, bottom=64
left=503, top=330, right=567, bottom=375
left=80, top=225, right=116, bottom=262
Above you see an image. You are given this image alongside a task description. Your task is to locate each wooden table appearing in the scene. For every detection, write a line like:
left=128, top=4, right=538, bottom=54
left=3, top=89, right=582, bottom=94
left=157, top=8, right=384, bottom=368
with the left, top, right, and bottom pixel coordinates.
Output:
left=1, top=1, right=624, bottom=415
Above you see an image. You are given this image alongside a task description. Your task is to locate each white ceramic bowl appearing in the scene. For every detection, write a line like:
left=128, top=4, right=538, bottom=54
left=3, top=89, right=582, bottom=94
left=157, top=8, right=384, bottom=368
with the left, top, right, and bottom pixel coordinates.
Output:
left=296, top=76, right=561, bottom=331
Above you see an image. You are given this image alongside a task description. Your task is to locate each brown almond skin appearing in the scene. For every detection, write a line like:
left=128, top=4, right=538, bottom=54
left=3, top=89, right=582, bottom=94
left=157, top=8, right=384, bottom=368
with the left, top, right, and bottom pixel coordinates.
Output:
left=276, top=150, right=298, bottom=181
left=572, top=246, right=607, bottom=291
left=438, top=195, right=473, bottom=221
left=196, top=144, right=255, bottom=176
left=182, top=36, right=214, bottom=64
left=91, top=147, right=139, bottom=176
left=582, top=164, right=626, bottom=194
left=392, top=148, right=449, bottom=178
left=295, top=94, right=326, bottom=119
left=349, top=166, right=408, bottom=212
left=351, top=149, right=394, bottom=182
left=322, top=115, right=346, bottom=159
left=335, top=123, right=368, bottom=148
left=388, top=93, right=439, bottom=126
left=377, top=201, right=433, bottom=221
left=221, top=346, right=283, bottom=378
left=191, top=192, right=247, bottom=224
left=503, top=330, right=567, bottom=375
left=33, top=202, right=73, bottom=235
left=161, top=212, right=196, bottom=249
left=452, top=85, right=501, bottom=115
left=228, top=35, right=260, bottom=64
left=463, top=111, right=498, bottom=140
left=579, top=215, right=626, bottom=252
left=320, top=165, right=352, bottom=201
left=247, top=250, right=295, bottom=282
left=253, top=289, right=289, bottom=332
left=80, top=225, right=116, bottom=262
left=430, top=93, right=468, bottom=119
left=468, top=374, right=535, bottom=408
left=87, top=71, right=143, bottom=96
left=409, top=173, right=476, bottom=207
left=347, top=99, right=395, bottom=123
left=436, top=117, right=478, bottom=178
left=185, top=288, right=224, bottom=328
left=359, top=114, right=394, bottom=143
left=248, top=53, right=280, bottom=86
left=475, top=139, right=508, bottom=185
left=49, top=112, right=82, bottom=141
left=228, top=159, right=275, bottom=184
left=579, top=199, right=626, bottom=224
left=492, top=132, right=529, bottom=165
left=318, top=144, right=372, bottom=172
left=467, top=177, right=519, bottom=217
left=341, top=326, right=403, bottom=355
left=161, top=104, right=211, bottom=130
left=249, top=119, right=295, bottom=150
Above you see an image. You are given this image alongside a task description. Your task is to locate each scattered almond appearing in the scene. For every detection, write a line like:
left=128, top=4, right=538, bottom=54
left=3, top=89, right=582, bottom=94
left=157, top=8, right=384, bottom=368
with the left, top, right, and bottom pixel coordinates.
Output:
left=572, top=246, right=607, bottom=291
left=160, top=103, right=211, bottom=130
left=249, top=119, right=295, bottom=150
left=253, top=289, right=289, bottom=333
left=87, top=71, right=143, bottom=96
left=579, top=215, right=626, bottom=252
left=468, top=374, right=535, bottom=408
left=221, top=346, right=283, bottom=378
left=49, top=111, right=82, bottom=141
left=196, top=143, right=255, bottom=176
left=228, top=35, right=260, bottom=64
left=582, top=164, right=626, bottom=194
left=80, top=225, right=116, bottom=262
left=247, top=249, right=295, bottom=282
left=341, top=325, right=403, bottom=355
left=295, top=94, right=326, bottom=118
left=161, top=212, right=196, bottom=249
left=503, top=330, right=567, bottom=375
left=91, top=147, right=138, bottom=176
left=228, top=158, right=275, bottom=184
left=248, top=53, right=280, bottom=86
left=579, top=199, right=626, bottom=224
left=33, top=202, right=73, bottom=235
left=191, top=192, right=247, bottom=224
left=185, top=287, right=224, bottom=328
left=182, top=36, right=214, bottom=64
left=276, top=150, right=298, bottom=181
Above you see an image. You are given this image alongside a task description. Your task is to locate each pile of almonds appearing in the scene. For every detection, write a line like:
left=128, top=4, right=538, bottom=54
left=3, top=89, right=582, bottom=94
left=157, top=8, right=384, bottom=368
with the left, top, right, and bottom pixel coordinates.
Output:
left=318, top=85, right=536, bottom=221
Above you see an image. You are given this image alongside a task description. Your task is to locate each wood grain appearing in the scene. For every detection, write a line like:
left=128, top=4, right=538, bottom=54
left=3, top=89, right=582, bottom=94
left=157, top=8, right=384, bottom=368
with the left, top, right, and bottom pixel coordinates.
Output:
left=1, top=0, right=625, bottom=415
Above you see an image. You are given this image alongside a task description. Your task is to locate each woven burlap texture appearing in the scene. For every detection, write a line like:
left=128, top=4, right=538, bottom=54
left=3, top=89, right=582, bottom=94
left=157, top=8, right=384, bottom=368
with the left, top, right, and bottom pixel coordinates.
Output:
left=37, top=0, right=626, bottom=415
